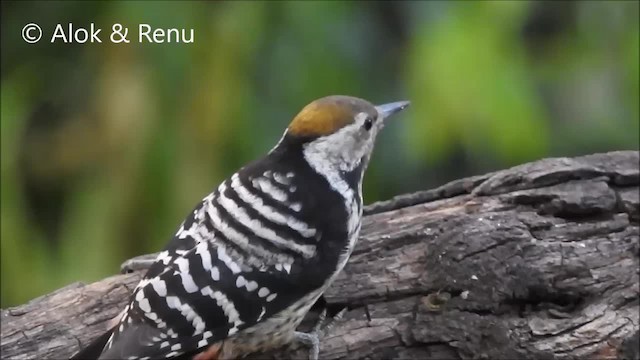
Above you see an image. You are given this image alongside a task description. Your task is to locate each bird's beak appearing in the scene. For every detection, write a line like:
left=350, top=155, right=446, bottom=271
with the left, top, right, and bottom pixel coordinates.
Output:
left=375, top=101, right=410, bottom=120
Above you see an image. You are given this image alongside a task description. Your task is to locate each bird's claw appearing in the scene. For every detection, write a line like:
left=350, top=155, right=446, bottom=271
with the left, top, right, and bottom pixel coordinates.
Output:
left=295, top=307, right=347, bottom=360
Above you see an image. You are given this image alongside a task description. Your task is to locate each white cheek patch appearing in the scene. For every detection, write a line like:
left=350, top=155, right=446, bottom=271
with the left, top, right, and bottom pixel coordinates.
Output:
left=302, top=121, right=375, bottom=202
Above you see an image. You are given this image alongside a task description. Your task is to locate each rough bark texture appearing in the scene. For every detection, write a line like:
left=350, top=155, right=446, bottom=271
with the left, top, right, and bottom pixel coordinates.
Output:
left=2, top=151, right=639, bottom=360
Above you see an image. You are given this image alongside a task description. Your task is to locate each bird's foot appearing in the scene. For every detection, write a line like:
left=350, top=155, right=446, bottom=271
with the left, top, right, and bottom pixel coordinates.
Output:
left=119, top=253, right=158, bottom=273
left=294, top=307, right=347, bottom=360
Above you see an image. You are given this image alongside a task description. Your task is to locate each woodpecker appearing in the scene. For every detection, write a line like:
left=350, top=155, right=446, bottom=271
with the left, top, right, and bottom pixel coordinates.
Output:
left=71, top=95, right=409, bottom=360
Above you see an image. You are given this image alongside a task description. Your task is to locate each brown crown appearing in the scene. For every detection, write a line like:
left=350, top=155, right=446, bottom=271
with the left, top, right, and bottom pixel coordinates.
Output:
left=287, top=95, right=376, bottom=137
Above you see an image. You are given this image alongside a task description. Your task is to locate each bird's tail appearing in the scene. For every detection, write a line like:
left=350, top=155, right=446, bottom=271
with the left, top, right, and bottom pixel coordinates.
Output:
left=69, top=327, right=114, bottom=360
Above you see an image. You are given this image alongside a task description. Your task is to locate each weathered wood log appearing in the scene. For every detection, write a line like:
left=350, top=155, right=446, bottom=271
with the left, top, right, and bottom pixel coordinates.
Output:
left=2, top=151, right=638, bottom=360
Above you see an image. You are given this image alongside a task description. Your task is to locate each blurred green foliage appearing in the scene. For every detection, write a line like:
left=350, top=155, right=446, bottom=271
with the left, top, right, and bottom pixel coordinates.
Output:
left=1, top=1, right=638, bottom=307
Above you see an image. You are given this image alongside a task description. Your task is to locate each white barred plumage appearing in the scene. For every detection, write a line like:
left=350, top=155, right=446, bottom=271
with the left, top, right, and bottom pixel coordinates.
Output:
left=71, top=95, right=409, bottom=360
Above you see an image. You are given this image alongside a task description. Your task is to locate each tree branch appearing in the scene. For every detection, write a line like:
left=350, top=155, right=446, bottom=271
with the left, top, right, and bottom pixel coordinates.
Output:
left=2, top=151, right=638, bottom=360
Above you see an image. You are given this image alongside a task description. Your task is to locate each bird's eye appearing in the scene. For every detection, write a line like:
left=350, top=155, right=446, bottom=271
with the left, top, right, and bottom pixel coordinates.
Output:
left=363, top=117, right=373, bottom=131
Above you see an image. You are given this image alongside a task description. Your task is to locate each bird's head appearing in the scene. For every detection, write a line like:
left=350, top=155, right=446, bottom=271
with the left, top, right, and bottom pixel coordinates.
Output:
left=279, top=95, right=409, bottom=178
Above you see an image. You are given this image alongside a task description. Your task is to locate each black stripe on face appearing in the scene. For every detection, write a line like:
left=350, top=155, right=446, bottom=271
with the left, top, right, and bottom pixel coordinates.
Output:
left=340, top=159, right=365, bottom=206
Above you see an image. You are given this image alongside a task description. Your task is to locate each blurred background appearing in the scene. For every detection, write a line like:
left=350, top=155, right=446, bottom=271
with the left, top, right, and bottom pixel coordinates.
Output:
left=1, top=0, right=638, bottom=308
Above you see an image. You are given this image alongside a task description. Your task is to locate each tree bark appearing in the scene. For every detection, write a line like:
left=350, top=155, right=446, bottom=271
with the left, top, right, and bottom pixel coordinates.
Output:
left=2, top=151, right=638, bottom=360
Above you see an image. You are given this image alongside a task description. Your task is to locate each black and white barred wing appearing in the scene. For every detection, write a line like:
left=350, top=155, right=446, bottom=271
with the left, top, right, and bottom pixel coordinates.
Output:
left=100, top=171, right=325, bottom=359
left=144, top=169, right=317, bottom=279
